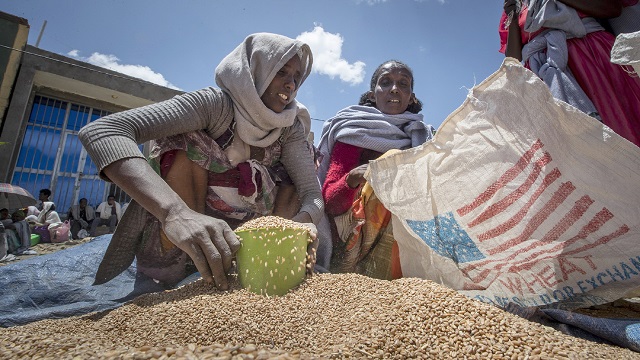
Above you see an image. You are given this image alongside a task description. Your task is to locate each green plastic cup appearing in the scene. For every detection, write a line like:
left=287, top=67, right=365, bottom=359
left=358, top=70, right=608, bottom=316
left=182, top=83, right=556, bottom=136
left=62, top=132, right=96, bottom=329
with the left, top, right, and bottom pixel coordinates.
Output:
left=235, top=227, right=309, bottom=296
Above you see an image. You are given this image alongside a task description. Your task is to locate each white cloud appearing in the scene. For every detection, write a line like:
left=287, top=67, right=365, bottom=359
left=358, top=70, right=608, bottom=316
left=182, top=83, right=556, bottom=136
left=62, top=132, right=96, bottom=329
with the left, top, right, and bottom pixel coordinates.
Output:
left=67, top=50, right=181, bottom=90
left=296, top=26, right=365, bottom=86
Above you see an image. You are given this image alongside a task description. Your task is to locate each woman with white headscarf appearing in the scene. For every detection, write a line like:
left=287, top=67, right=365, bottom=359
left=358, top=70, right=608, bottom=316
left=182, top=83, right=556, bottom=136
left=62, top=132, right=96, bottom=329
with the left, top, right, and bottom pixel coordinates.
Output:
left=79, top=33, right=322, bottom=288
left=30, top=202, right=61, bottom=226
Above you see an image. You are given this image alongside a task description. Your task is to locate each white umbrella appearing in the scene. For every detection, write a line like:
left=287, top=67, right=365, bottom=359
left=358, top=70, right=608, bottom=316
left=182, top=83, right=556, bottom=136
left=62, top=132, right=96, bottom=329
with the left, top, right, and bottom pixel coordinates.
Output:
left=0, top=183, right=37, bottom=210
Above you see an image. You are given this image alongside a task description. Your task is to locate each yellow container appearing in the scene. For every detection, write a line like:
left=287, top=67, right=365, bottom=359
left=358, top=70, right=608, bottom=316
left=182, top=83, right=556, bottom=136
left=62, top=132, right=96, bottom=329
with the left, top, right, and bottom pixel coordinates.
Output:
left=235, top=227, right=309, bottom=296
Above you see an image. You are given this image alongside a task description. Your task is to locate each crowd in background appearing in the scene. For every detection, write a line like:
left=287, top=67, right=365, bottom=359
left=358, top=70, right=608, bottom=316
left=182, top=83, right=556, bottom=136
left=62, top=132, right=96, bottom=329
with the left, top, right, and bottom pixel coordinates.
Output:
left=0, top=188, right=127, bottom=261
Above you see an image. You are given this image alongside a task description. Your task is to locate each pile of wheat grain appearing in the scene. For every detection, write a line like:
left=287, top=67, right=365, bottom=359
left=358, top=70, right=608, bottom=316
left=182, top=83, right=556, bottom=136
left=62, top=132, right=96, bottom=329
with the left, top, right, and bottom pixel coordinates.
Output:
left=1, top=273, right=638, bottom=359
left=235, top=216, right=312, bottom=233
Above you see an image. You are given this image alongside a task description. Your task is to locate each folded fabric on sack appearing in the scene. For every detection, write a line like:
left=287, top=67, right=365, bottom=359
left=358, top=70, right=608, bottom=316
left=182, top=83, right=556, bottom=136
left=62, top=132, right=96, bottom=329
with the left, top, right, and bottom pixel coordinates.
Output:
left=611, top=30, right=640, bottom=74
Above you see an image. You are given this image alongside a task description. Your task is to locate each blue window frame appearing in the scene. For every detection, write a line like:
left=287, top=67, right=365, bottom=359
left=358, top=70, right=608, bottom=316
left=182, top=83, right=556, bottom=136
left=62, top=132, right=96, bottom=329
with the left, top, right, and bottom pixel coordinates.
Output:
left=11, top=95, right=134, bottom=215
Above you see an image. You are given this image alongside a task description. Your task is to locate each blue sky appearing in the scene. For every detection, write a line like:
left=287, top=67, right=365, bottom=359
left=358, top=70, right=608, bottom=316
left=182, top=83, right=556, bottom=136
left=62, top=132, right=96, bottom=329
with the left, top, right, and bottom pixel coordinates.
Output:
left=3, top=0, right=506, bottom=143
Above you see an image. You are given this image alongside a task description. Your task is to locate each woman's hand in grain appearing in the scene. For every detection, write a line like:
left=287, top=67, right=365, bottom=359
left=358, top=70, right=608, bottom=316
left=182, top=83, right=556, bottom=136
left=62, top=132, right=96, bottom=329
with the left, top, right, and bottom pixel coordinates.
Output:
left=162, top=206, right=241, bottom=290
left=290, top=212, right=318, bottom=275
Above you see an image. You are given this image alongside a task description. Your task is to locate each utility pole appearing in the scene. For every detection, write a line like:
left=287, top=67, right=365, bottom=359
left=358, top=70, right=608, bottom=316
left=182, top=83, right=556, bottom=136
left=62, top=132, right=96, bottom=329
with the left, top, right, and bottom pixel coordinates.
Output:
left=35, top=20, right=47, bottom=48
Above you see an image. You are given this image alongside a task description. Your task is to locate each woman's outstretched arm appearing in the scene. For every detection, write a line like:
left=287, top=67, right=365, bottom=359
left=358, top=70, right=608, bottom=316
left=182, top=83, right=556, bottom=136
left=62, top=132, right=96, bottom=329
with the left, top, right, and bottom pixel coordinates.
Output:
left=79, top=88, right=239, bottom=289
left=102, top=157, right=240, bottom=290
left=503, top=0, right=524, bottom=61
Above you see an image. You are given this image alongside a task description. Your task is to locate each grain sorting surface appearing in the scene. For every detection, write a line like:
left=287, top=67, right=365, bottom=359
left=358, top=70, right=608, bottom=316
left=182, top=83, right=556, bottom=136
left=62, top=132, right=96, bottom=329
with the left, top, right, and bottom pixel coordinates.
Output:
left=1, top=273, right=638, bottom=359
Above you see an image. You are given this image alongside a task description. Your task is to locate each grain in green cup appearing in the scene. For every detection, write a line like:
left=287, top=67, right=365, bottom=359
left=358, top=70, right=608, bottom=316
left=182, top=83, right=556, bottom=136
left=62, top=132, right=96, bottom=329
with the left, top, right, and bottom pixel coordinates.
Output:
left=235, top=216, right=311, bottom=296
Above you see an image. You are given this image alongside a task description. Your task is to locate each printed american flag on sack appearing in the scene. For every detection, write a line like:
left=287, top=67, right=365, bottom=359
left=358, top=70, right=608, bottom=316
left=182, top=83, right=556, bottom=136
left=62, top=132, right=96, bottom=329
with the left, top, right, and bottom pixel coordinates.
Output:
left=404, top=138, right=633, bottom=308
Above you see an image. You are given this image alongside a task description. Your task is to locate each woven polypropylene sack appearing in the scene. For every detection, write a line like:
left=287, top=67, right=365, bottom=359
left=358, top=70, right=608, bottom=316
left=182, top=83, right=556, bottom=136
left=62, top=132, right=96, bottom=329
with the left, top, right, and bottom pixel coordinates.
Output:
left=367, top=59, right=640, bottom=310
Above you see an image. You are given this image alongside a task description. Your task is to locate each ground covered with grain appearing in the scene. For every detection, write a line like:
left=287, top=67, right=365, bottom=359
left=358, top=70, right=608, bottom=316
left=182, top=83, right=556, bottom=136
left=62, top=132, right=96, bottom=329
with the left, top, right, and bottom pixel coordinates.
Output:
left=1, top=274, right=639, bottom=359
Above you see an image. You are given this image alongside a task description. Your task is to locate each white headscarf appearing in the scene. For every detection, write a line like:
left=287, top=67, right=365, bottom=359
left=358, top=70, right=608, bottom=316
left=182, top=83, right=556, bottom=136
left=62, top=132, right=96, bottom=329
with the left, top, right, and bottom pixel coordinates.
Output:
left=317, top=105, right=433, bottom=184
left=215, top=33, right=313, bottom=147
left=36, top=201, right=61, bottom=225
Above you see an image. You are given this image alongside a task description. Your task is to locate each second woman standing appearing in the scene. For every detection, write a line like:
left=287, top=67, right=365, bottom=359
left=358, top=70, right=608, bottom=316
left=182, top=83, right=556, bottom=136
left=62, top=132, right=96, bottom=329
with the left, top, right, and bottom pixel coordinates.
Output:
left=318, top=60, right=434, bottom=278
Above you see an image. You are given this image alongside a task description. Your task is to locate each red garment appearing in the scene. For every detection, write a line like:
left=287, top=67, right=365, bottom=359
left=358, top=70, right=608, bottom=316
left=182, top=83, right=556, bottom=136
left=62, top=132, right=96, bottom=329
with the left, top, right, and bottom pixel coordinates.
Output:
left=499, top=7, right=640, bottom=147
left=498, top=10, right=543, bottom=54
left=322, top=142, right=382, bottom=215
left=322, top=141, right=401, bottom=279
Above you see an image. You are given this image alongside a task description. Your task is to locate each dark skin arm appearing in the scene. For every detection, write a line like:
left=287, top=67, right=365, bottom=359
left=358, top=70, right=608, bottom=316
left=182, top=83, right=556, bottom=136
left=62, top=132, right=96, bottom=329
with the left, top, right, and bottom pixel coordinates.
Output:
left=103, top=157, right=240, bottom=290
left=503, top=0, right=524, bottom=61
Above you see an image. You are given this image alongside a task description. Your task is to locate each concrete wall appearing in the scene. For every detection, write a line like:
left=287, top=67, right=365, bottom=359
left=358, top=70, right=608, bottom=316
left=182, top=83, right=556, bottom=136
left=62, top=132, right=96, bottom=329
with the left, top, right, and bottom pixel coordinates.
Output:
left=0, top=11, right=29, bottom=131
left=0, top=44, right=183, bottom=182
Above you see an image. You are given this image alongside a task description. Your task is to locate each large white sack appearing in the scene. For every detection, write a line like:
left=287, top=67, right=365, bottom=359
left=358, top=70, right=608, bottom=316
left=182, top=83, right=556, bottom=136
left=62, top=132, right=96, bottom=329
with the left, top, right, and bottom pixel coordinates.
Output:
left=367, top=58, right=640, bottom=310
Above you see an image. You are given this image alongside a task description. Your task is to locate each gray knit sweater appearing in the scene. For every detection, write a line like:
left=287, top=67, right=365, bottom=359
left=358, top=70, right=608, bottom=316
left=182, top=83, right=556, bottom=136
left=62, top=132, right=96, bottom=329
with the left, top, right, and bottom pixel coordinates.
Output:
left=78, top=87, right=323, bottom=223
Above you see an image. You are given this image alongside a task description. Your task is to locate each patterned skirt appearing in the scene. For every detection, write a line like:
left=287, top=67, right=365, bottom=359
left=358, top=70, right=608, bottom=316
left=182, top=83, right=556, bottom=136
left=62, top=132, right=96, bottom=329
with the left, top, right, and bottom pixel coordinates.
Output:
left=329, top=183, right=402, bottom=280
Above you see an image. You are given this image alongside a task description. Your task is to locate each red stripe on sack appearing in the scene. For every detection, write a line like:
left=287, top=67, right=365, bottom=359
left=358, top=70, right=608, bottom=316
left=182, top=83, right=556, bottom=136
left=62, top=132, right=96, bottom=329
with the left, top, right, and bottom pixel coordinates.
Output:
left=477, top=168, right=562, bottom=242
left=461, top=195, right=594, bottom=275
left=540, top=195, right=594, bottom=243
left=487, top=181, right=576, bottom=255
left=457, top=139, right=545, bottom=217
left=562, top=224, right=629, bottom=257
left=472, top=208, right=617, bottom=280
left=506, top=225, right=628, bottom=274
left=462, top=204, right=608, bottom=282
left=468, top=152, right=552, bottom=228
left=508, top=207, right=615, bottom=272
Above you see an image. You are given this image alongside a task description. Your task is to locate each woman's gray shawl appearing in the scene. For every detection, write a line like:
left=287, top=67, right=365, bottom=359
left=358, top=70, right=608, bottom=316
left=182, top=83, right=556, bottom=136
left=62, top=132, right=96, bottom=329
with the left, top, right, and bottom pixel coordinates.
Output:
left=317, top=105, right=434, bottom=185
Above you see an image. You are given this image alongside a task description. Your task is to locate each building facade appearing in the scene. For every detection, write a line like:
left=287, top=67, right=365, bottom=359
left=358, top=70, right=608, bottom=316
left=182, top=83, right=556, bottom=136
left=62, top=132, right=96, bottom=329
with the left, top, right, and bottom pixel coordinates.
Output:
left=0, top=11, right=182, bottom=213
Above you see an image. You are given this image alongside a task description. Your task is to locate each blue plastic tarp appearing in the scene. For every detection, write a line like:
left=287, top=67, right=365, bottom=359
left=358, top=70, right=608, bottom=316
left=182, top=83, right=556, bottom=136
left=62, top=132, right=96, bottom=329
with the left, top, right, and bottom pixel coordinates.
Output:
left=0, top=235, right=166, bottom=327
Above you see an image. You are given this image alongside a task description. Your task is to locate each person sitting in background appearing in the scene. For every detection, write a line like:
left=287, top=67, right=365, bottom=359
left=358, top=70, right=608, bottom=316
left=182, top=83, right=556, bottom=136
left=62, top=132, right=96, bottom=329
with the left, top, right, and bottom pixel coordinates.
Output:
left=27, top=202, right=64, bottom=244
left=0, top=208, right=19, bottom=254
left=317, top=60, right=434, bottom=279
left=0, top=221, right=10, bottom=261
left=68, top=198, right=95, bottom=239
left=500, top=0, right=640, bottom=147
left=25, top=205, right=40, bottom=220
left=91, top=195, right=121, bottom=236
left=0, top=208, right=9, bottom=221
left=28, top=202, right=61, bottom=226
left=36, top=189, right=52, bottom=211
left=3, top=210, right=35, bottom=255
